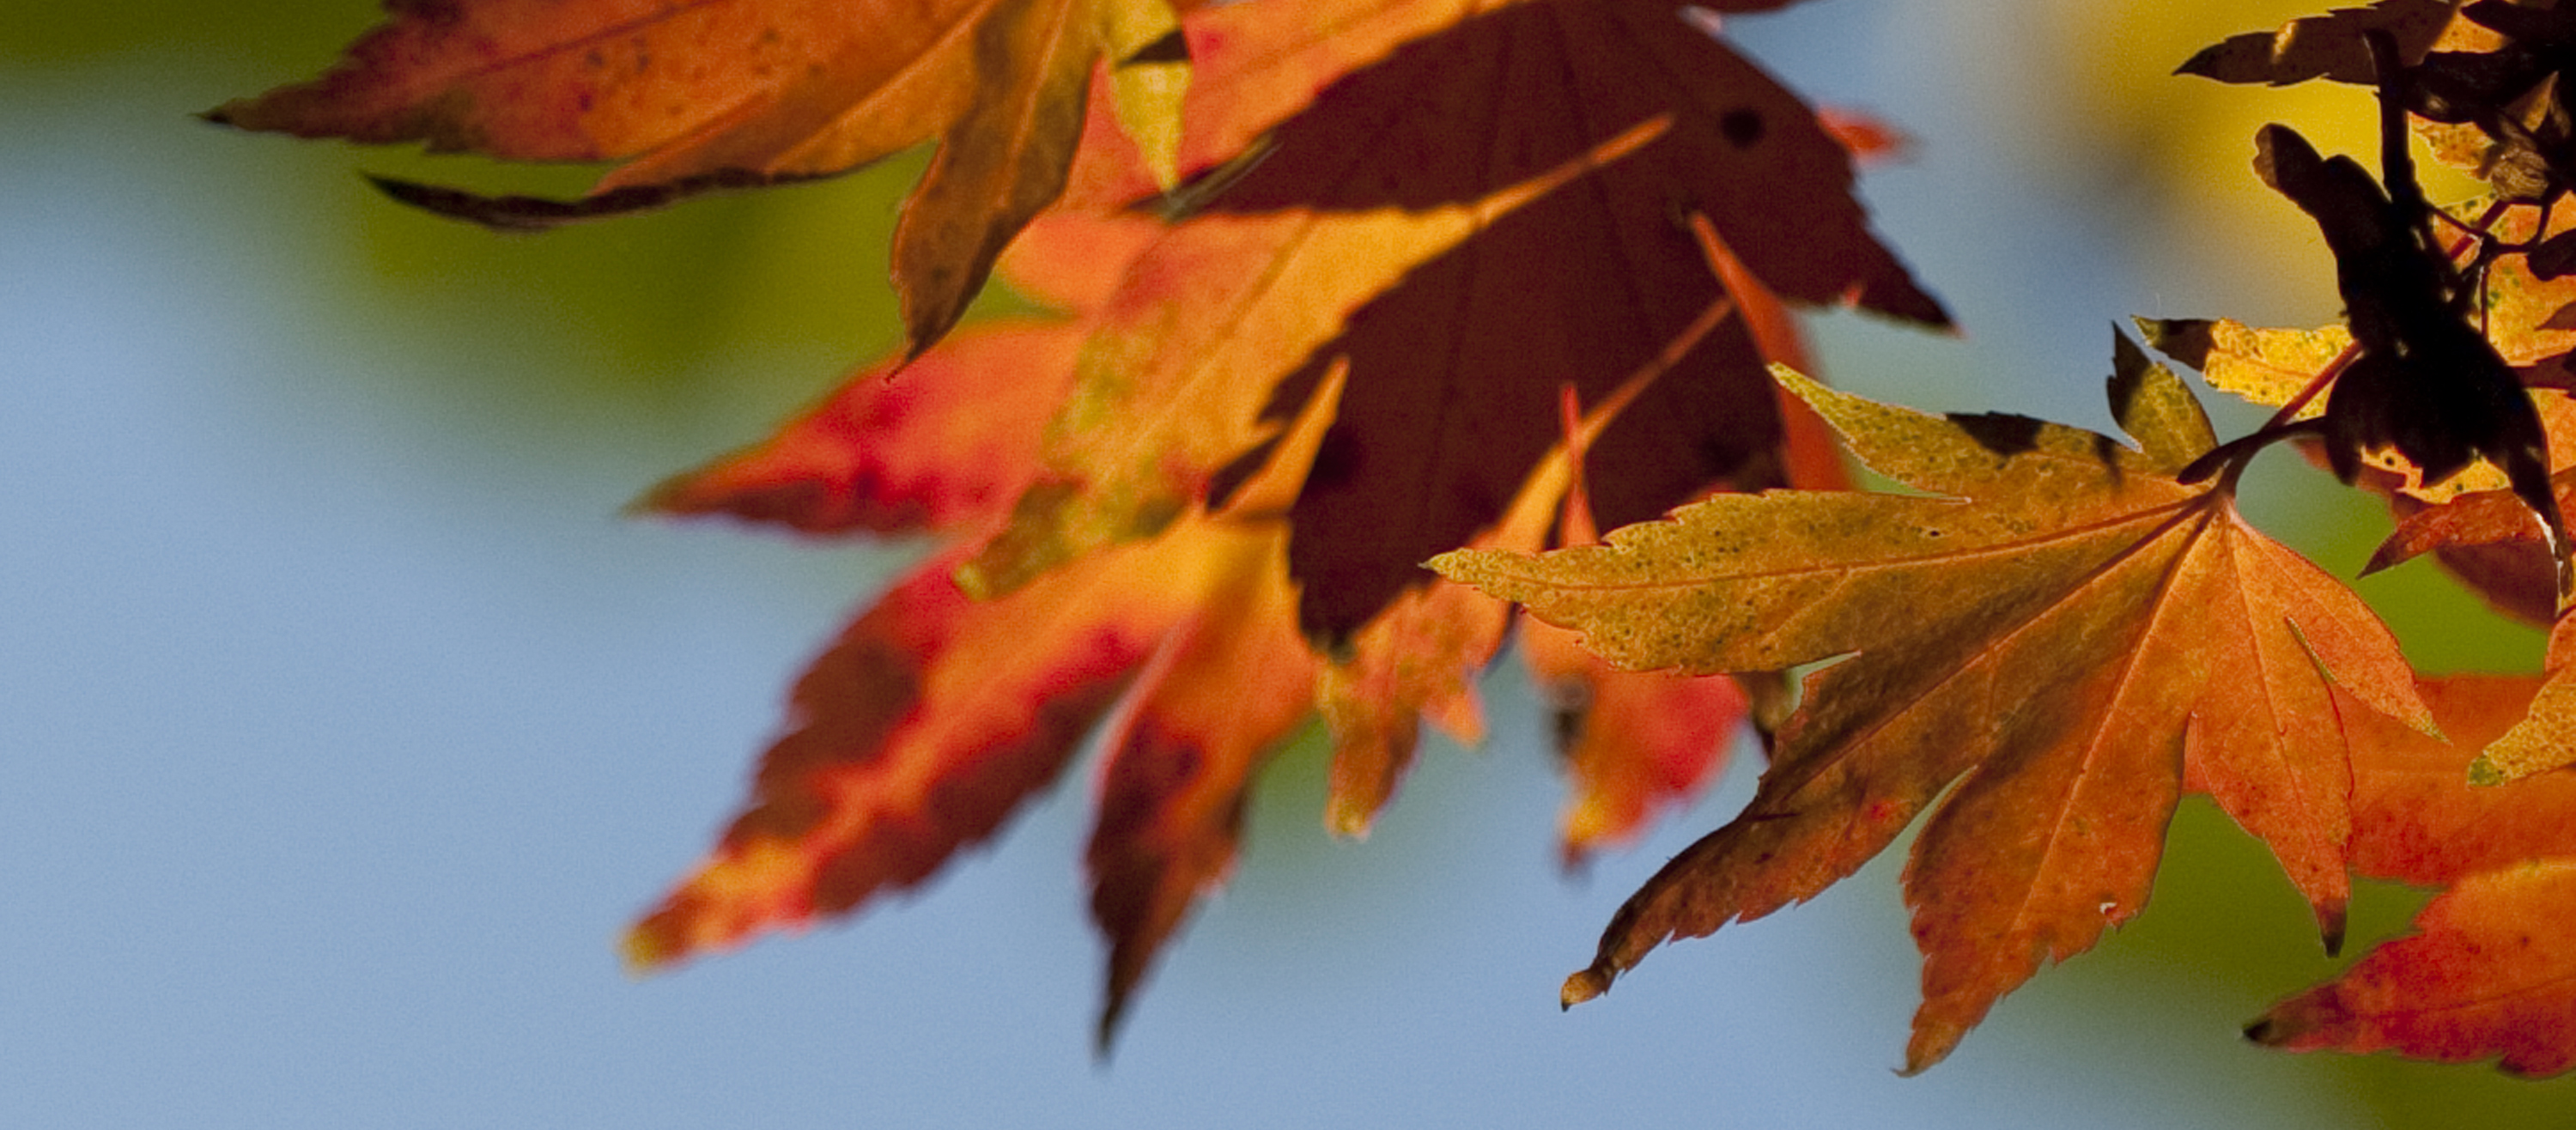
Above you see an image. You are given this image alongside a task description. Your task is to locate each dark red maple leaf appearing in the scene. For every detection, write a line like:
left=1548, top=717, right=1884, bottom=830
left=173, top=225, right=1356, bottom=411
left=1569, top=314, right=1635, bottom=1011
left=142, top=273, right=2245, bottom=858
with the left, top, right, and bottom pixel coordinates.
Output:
left=1183, top=0, right=1947, bottom=641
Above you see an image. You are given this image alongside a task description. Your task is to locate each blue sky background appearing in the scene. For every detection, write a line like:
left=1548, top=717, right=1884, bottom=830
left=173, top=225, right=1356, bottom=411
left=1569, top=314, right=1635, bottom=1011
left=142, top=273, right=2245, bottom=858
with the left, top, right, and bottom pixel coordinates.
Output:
left=6, top=1, right=2574, bottom=1126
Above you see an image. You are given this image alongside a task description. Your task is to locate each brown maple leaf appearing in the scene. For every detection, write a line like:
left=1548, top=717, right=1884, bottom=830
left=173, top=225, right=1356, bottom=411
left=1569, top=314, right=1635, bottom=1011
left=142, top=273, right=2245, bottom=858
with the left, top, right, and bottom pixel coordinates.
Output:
left=1434, top=340, right=2431, bottom=1072
left=1198, top=0, right=1947, bottom=641
left=206, top=0, right=1194, bottom=354
left=2178, top=0, right=2457, bottom=87
left=1315, top=312, right=1742, bottom=838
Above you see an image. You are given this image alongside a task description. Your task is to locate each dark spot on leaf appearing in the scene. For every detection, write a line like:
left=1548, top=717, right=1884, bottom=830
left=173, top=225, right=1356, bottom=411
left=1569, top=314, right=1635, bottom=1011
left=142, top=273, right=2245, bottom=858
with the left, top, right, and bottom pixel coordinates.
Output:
left=2133, top=316, right=2219, bottom=371
left=1550, top=707, right=1584, bottom=756
left=1719, top=108, right=1765, bottom=147
left=2542, top=299, right=2576, bottom=332
left=1123, top=28, right=1190, bottom=67
left=1944, top=411, right=2047, bottom=457
left=2091, top=433, right=2128, bottom=477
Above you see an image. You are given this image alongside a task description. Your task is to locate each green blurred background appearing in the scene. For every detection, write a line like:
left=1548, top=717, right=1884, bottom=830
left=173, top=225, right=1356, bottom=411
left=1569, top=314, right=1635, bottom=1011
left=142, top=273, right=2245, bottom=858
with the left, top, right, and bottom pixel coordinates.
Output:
left=4, top=0, right=2572, bottom=1125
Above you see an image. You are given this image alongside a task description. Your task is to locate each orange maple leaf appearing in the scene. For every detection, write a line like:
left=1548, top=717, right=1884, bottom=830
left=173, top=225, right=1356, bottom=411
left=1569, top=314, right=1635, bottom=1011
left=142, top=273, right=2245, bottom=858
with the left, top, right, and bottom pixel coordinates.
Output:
left=1434, top=340, right=2432, bottom=1072
left=207, top=0, right=1194, bottom=354
left=626, top=357, right=1345, bottom=1048
left=639, top=322, right=1087, bottom=536
left=2251, top=674, right=2576, bottom=1076
left=635, top=208, right=1158, bottom=537
left=2252, top=861, right=2576, bottom=1077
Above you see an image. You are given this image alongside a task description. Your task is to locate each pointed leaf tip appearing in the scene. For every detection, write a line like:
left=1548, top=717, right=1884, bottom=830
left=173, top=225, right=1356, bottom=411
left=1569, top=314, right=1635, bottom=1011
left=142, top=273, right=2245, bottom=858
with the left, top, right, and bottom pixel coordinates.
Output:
left=1325, top=797, right=1375, bottom=841
left=620, top=924, right=681, bottom=976
left=1561, top=966, right=1611, bottom=1009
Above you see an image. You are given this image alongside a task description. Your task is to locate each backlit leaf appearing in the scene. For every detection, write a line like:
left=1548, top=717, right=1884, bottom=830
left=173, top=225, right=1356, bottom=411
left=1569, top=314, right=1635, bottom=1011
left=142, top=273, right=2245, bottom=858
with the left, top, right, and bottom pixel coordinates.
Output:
left=2347, top=674, right=2567, bottom=885
left=2475, top=612, right=2576, bottom=783
left=1435, top=356, right=2427, bottom=1071
left=639, top=323, right=1084, bottom=536
left=2251, top=860, right=2576, bottom=1077
left=623, top=529, right=1242, bottom=970
left=953, top=121, right=1662, bottom=599
left=2251, top=672, right=2576, bottom=1076
left=2136, top=316, right=2348, bottom=422
left=2177, top=0, right=2457, bottom=86
left=209, top=0, right=1189, bottom=354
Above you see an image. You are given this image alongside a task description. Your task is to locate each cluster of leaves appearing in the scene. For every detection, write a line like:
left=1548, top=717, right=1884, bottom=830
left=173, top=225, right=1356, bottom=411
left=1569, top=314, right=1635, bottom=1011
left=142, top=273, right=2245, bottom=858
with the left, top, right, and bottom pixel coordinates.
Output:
left=215, top=0, right=2576, bottom=1076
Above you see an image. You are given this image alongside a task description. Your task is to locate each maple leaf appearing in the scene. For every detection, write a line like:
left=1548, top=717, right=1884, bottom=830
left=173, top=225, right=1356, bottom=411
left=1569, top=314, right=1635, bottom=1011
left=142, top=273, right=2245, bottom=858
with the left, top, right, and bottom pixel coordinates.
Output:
left=1519, top=379, right=1753, bottom=868
left=628, top=337, right=1346, bottom=1047
left=2178, top=0, right=2457, bottom=87
left=623, top=33, right=1834, bottom=1012
left=1314, top=312, right=1741, bottom=838
left=1434, top=339, right=2432, bottom=1072
left=639, top=209, right=1160, bottom=537
left=953, top=0, right=1946, bottom=643
left=1200, top=0, right=1947, bottom=641
left=952, top=118, right=1670, bottom=601
left=2250, top=673, right=2576, bottom=1076
left=2473, top=612, right=2576, bottom=782
left=640, top=321, right=1086, bottom=536
left=2253, top=860, right=2576, bottom=1077
left=206, top=0, right=1194, bottom=354
left=2142, top=314, right=2576, bottom=623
